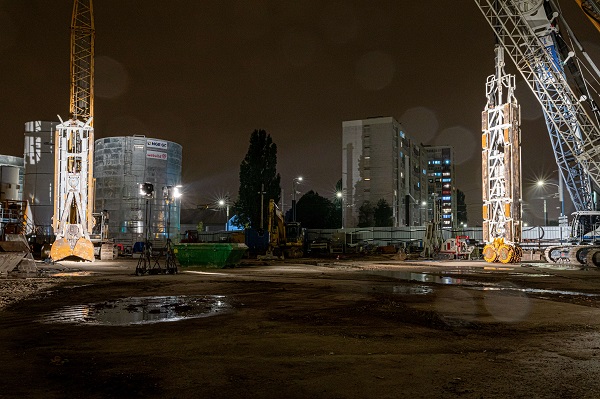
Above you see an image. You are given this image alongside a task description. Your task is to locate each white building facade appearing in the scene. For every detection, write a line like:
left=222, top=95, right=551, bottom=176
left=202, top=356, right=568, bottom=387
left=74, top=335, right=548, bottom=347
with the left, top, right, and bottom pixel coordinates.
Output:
left=342, top=117, right=428, bottom=228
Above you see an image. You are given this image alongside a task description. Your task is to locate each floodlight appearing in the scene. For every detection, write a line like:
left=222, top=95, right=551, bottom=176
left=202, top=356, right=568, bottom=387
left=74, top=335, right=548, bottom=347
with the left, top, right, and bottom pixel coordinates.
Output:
left=140, top=182, right=154, bottom=198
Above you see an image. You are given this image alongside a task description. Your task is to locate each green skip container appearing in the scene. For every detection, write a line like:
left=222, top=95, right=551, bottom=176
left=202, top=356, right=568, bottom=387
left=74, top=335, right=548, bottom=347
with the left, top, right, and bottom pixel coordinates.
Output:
left=173, top=243, right=248, bottom=268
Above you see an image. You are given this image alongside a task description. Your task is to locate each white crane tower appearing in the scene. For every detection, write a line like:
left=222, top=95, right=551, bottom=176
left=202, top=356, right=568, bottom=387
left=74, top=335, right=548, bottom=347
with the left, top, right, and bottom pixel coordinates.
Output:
left=482, top=45, right=523, bottom=263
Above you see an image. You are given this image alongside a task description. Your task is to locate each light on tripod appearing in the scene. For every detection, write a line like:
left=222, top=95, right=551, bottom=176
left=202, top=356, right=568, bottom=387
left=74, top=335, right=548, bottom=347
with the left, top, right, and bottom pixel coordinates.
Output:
left=163, top=185, right=183, bottom=203
left=140, top=182, right=154, bottom=198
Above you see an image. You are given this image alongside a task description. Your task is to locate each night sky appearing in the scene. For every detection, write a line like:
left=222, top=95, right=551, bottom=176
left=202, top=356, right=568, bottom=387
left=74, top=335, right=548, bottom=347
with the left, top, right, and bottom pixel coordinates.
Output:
left=1, top=1, right=599, bottom=225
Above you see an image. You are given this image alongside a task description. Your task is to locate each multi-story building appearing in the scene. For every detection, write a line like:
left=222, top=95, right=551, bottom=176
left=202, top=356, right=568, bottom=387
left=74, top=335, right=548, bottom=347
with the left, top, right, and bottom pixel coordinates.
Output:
left=424, top=145, right=457, bottom=228
left=342, top=117, right=428, bottom=228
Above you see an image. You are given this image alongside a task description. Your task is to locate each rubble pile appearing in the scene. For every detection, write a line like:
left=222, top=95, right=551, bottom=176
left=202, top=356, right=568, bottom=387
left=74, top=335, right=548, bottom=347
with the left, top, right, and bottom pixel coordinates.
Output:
left=0, top=278, right=61, bottom=310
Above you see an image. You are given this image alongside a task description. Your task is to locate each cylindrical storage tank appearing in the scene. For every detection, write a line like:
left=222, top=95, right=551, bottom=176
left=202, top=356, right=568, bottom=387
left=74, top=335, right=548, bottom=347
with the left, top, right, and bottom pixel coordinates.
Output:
left=0, top=166, right=20, bottom=201
left=94, top=136, right=182, bottom=248
left=23, top=121, right=57, bottom=236
left=0, top=154, right=24, bottom=203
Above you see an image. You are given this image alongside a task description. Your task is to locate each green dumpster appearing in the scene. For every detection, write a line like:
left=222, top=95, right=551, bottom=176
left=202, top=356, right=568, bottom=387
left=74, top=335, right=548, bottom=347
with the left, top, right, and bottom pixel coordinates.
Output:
left=173, top=243, right=248, bottom=268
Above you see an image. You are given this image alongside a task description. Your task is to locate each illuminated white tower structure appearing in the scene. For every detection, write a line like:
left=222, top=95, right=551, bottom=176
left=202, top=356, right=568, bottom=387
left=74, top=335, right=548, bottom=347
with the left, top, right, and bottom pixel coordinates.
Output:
left=481, top=45, right=523, bottom=263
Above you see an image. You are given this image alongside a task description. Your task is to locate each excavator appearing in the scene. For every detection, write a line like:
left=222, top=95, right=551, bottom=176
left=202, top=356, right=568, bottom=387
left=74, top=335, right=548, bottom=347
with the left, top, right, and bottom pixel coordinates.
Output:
left=475, top=0, right=600, bottom=266
left=260, top=199, right=304, bottom=259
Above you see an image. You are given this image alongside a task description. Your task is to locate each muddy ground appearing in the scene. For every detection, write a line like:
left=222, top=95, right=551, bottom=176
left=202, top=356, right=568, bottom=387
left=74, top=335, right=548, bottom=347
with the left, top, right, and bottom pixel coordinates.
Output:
left=1, top=258, right=600, bottom=398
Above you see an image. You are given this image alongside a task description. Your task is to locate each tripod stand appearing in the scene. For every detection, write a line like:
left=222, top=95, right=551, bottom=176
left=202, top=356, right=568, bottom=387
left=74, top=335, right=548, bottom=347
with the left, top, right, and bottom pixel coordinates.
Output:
left=136, top=185, right=163, bottom=275
left=164, top=196, right=178, bottom=274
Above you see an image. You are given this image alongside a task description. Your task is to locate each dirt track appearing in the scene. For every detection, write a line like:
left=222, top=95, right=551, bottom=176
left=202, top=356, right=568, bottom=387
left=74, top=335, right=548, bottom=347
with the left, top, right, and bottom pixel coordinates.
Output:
left=1, top=258, right=600, bottom=398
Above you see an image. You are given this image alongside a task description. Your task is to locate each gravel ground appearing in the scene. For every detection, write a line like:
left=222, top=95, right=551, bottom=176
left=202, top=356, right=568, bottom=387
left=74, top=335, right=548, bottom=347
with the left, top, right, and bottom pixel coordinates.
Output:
left=2, top=258, right=600, bottom=398
left=0, top=276, right=63, bottom=310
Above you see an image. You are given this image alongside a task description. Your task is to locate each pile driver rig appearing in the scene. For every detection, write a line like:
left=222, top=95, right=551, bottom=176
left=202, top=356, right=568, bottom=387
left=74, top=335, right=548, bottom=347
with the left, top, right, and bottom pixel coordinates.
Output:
left=475, top=0, right=600, bottom=266
left=481, top=45, right=523, bottom=263
left=50, top=0, right=96, bottom=262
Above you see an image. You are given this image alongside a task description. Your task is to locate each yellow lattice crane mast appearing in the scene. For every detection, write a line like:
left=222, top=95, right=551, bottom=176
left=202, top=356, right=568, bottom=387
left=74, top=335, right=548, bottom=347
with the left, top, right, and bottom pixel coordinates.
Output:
left=574, top=0, right=600, bottom=32
left=50, top=0, right=96, bottom=262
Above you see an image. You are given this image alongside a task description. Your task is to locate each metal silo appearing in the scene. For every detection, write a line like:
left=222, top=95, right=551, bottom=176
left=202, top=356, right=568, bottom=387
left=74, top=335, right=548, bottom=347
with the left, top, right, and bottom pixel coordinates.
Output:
left=23, top=121, right=57, bottom=236
left=0, top=165, right=21, bottom=201
left=94, top=136, right=182, bottom=248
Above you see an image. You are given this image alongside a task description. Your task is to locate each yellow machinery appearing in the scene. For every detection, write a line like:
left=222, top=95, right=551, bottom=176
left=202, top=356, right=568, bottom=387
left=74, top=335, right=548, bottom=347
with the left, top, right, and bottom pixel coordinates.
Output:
left=262, top=199, right=304, bottom=259
left=50, top=0, right=95, bottom=262
left=574, top=0, right=600, bottom=32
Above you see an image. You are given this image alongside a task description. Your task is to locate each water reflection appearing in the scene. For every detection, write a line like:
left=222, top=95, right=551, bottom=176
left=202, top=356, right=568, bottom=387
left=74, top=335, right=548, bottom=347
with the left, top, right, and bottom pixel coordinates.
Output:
left=41, top=295, right=231, bottom=326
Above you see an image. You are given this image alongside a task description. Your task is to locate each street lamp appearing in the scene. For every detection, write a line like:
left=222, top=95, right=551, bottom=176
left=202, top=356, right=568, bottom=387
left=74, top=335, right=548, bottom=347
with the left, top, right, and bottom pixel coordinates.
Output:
left=136, top=182, right=155, bottom=275
left=162, top=184, right=182, bottom=274
left=218, top=196, right=230, bottom=231
left=536, top=179, right=564, bottom=216
left=536, top=179, right=564, bottom=227
left=163, top=185, right=182, bottom=239
left=292, top=176, right=303, bottom=222
left=336, top=190, right=344, bottom=229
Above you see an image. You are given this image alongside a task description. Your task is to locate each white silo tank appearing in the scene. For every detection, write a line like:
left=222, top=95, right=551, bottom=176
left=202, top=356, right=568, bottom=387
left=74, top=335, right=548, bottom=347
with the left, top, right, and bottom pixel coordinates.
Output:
left=23, top=121, right=58, bottom=236
left=94, top=136, right=182, bottom=247
left=0, top=166, right=20, bottom=201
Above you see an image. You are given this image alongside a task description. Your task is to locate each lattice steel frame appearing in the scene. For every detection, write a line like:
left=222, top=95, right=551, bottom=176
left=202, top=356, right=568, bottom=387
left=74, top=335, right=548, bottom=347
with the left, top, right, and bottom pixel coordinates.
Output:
left=482, top=46, right=522, bottom=244
left=53, top=118, right=95, bottom=247
left=70, top=0, right=94, bottom=122
left=474, top=0, right=599, bottom=211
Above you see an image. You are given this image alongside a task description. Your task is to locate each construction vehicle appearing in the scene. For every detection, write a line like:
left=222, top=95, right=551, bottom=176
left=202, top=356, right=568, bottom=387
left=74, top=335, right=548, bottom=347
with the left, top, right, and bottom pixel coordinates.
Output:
left=474, top=0, right=600, bottom=266
left=0, top=200, right=36, bottom=273
left=90, top=210, right=117, bottom=260
left=50, top=0, right=97, bottom=262
left=260, top=199, right=304, bottom=259
left=439, top=236, right=476, bottom=260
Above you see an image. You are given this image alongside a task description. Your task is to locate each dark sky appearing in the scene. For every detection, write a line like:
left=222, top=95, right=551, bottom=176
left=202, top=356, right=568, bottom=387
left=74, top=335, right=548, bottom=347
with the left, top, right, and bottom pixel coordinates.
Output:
left=1, top=1, right=599, bottom=225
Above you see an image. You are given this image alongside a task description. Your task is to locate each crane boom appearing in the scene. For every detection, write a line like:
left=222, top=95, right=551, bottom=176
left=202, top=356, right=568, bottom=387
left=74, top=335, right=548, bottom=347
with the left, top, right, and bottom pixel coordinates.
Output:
left=50, top=0, right=95, bottom=262
left=474, top=0, right=600, bottom=212
left=70, top=0, right=94, bottom=122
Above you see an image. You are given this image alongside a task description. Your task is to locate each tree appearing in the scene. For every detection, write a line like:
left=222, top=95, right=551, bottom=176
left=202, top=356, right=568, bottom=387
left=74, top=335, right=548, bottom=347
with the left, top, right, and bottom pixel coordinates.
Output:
left=358, top=201, right=375, bottom=227
left=235, top=129, right=281, bottom=229
left=456, top=189, right=468, bottom=225
left=296, top=190, right=337, bottom=229
left=374, top=199, right=394, bottom=227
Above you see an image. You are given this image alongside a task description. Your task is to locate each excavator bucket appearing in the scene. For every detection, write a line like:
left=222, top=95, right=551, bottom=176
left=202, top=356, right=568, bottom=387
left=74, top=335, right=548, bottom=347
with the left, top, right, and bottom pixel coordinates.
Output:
left=50, top=238, right=73, bottom=261
left=73, top=237, right=95, bottom=262
left=50, top=237, right=95, bottom=262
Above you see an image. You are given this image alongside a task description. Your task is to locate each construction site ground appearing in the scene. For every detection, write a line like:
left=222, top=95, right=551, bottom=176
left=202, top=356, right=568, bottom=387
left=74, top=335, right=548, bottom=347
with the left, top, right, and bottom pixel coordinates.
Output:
left=1, top=255, right=600, bottom=398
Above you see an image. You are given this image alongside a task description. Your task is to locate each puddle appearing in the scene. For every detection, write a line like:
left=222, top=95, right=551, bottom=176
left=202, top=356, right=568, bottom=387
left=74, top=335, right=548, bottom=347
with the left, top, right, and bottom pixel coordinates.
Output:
left=368, top=271, right=470, bottom=285
left=478, top=287, right=600, bottom=297
left=366, top=270, right=599, bottom=298
left=40, top=295, right=231, bottom=326
left=524, top=263, right=582, bottom=270
left=392, top=285, right=434, bottom=295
